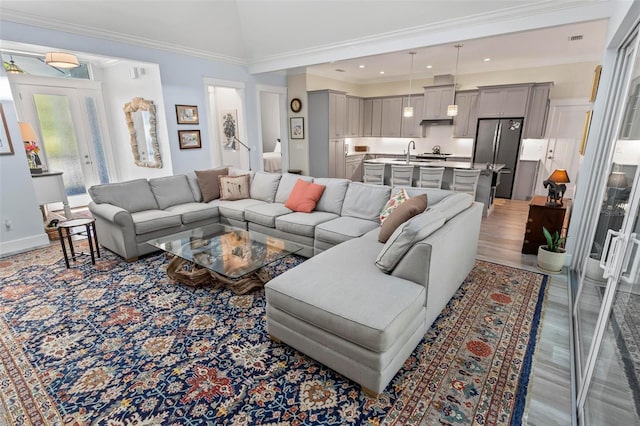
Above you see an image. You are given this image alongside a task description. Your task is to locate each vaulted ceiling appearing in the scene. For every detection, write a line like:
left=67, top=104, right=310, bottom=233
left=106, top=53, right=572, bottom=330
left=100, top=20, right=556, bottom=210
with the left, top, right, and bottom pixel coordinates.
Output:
left=0, top=1, right=615, bottom=80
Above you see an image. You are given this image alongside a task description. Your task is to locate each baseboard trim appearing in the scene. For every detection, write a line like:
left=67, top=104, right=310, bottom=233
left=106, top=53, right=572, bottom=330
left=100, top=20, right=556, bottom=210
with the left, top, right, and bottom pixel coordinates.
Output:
left=0, top=233, right=50, bottom=258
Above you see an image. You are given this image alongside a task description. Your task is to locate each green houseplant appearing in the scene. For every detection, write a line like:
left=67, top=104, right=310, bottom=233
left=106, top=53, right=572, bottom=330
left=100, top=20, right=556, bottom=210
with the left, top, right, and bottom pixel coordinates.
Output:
left=537, top=226, right=566, bottom=272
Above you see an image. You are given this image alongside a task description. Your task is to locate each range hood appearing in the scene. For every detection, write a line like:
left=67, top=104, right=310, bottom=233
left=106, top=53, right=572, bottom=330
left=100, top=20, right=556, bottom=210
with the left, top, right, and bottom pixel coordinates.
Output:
left=420, top=118, right=454, bottom=126
left=420, top=74, right=455, bottom=126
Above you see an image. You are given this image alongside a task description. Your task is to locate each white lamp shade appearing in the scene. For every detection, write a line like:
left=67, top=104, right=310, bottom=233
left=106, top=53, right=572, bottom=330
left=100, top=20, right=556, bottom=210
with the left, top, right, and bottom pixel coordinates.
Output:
left=403, top=106, right=414, bottom=118
left=447, top=104, right=458, bottom=117
left=45, top=52, right=80, bottom=68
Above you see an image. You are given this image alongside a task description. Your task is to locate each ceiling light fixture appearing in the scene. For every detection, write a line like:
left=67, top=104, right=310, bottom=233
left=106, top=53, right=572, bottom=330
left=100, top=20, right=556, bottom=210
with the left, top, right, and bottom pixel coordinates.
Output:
left=426, top=65, right=432, bottom=69
left=403, top=52, right=416, bottom=118
left=379, top=71, right=384, bottom=75
left=447, top=44, right=463, bottom=117
left=5, top=55, right=23, bottom=74
left=483, top=58, right=491, bottom=62
left=359, top=64, right=365, bottom=69
left=45, top=51, right=80, bottom=68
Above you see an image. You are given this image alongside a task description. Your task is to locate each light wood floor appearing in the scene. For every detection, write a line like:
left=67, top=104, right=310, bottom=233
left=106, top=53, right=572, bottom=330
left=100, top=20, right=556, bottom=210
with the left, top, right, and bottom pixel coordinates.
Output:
left=477, top=198, right=573, bottom=425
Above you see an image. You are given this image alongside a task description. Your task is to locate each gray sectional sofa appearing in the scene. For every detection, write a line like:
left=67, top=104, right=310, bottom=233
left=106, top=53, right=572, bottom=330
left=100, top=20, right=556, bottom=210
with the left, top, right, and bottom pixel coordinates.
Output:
left=88, top=169, right=483, bottom=395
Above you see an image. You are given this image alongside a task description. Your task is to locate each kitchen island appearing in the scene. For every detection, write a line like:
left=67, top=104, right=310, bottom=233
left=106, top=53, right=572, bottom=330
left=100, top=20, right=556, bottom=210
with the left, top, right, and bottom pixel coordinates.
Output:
left=363, top=158, right=505, bottom=216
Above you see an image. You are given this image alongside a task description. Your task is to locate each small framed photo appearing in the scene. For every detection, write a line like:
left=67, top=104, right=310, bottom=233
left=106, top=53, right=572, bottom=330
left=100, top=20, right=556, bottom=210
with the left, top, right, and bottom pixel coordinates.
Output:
left=176, top=105, right=199, bottom=124
left=178, top=130, right=201, bottom=149
left=0, top=105, right=15, bottom=155
left=290, top=117, right=304, bottom=139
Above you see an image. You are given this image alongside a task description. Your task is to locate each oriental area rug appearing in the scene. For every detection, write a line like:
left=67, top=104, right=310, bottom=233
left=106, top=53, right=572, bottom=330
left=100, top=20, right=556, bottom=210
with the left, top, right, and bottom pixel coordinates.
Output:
left=0, top=243, right=548, bottom=425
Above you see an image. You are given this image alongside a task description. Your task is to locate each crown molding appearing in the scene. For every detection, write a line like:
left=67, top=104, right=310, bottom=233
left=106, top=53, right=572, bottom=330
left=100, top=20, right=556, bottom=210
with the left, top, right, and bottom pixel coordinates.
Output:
left=1, top=10, right=247, bottom=66
left=248, top=0, right=613, bottom=74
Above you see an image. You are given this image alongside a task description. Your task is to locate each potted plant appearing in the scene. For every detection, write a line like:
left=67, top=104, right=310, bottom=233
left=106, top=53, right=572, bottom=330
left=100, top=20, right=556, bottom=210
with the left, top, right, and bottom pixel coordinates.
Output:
left=537, top=226, right=566, bottom=273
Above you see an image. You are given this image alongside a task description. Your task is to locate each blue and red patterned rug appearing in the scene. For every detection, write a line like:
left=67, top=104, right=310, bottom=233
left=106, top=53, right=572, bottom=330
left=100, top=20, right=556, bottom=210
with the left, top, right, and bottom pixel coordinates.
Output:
left=0, top=243, right=547, bottom=425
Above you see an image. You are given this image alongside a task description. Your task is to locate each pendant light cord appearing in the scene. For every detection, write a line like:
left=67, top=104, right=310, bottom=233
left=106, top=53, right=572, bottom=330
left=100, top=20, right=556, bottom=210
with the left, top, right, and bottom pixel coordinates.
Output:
left=453, top=44, right=463, bottom=88
left=408, top=52, right=415, bottom=104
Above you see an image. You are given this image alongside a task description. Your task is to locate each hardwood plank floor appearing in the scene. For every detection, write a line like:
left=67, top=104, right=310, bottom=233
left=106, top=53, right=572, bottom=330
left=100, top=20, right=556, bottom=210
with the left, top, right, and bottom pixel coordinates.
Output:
left=477, top=198, right=573, bottom=425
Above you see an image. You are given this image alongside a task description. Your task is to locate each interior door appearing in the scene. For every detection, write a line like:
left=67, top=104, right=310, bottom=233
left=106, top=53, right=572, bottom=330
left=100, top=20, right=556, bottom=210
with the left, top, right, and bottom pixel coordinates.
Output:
left=12, top=79, right=111, bottom=208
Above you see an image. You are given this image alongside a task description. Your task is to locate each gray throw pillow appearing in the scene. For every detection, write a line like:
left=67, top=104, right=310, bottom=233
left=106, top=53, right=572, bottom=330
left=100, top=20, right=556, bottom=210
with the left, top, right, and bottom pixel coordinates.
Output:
left=195, top=167, right=229, bottom=202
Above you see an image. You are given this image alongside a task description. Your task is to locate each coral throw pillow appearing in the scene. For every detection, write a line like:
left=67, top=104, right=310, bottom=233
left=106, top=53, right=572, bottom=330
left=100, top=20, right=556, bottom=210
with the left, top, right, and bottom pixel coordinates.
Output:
left=195, top=167, right=228, bottom=202
left=379, top=194, right=428, bottom=243
left=218, top=174, right=251, bottom=201
left=285, top=179, right=326, bottom=213
left=379, top=189, right=409, bottom=224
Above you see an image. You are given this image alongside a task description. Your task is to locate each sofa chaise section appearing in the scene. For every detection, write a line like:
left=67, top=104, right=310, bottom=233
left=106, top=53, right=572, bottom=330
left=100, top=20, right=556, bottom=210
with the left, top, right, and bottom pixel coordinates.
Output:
left=265, top=194, right=483, bottom=394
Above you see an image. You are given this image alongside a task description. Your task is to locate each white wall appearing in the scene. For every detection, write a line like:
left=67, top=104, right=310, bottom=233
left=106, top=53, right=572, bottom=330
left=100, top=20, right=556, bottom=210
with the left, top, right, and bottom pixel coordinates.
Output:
left=287, top=73, right=309, bottom=174
left=211, top=86, right=248, bottom=170
left=101, top=61, right=173, bottom=181
left=0, top=72, right=49, bottom=256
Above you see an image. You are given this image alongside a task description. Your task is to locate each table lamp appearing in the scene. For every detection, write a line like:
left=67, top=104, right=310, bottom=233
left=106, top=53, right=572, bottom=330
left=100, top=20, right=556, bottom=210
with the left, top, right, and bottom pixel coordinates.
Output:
left=19, top=122, right=43, bottom=174
left=544, top=169, right=570, bottom=207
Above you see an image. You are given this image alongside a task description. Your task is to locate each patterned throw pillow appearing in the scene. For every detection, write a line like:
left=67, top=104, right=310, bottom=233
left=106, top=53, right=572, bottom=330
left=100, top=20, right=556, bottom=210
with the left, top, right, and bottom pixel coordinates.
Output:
left=378, top=194, right=428, bottom=243
left=379, top=188, right=409, bottom=224
left=195, top=167, right=229, bottom=202
left=218, top=174, right=250, bottom=201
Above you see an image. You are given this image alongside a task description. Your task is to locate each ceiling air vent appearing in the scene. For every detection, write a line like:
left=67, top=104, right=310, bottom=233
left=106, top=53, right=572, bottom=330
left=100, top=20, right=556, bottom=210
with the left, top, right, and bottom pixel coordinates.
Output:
left=569, top=35, right=583, bottom=41
left=335, top=69, right=346, bottom=73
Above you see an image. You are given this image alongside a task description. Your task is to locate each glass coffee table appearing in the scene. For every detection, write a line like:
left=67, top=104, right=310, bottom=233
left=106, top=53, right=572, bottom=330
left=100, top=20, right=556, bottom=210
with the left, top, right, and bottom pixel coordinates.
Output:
left=147, top=224, right=303, bottom=294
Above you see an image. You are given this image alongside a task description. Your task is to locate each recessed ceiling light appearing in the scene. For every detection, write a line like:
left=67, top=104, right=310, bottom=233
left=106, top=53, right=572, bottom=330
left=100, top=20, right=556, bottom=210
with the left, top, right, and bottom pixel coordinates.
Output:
left=359, top=64, right=365, bottom=69
left=379, top=71, right=385, bottom=75
left=426, top=65, right=433, bottom=69
left=483, top=58, right=491, bottom=62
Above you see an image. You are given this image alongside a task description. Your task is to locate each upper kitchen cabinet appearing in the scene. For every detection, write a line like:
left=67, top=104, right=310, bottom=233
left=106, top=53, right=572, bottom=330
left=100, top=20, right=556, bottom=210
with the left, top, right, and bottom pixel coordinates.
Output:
left=362, top=98, right=383, bottom=137
left=452, top=90, right=479, bottom=138
left=401, top=95, right=424, bottom=137
left=329, top=91, right=347, bottom=138
left=347, top=96, right=362, bottom=137
left=381, top=97, right=403, bottom=136
left=523, top=83, right=552, bottom=139
left=477, top=83, right=533, bottom=118
left=423, top=85, right=455, bottom=119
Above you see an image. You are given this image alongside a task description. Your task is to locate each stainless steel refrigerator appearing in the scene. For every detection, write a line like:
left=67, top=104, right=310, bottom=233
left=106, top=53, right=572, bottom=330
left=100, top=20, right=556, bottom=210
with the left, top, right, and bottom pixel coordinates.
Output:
left=473, top=118, right=524, bottom=199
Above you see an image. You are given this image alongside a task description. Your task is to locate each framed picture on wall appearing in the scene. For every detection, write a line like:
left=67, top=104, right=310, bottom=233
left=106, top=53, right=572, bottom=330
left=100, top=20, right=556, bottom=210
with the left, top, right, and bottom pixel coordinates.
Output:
left=0, top=105, right=15, bottom=155
left=176, top=105, right=199, bottom=124
left=178, top=130, right=201, bottom=149
left=290, top=117, right=304, bottom=139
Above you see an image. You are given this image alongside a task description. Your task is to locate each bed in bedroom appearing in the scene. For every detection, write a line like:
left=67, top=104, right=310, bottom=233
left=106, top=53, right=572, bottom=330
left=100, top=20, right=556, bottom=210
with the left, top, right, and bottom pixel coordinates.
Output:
left=263, top=152, right=282, bottom=173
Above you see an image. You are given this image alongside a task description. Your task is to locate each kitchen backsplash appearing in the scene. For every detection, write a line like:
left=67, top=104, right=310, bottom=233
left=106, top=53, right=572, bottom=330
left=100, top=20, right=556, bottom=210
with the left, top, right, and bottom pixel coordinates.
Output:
left=346, top=126, right=474, bottom=156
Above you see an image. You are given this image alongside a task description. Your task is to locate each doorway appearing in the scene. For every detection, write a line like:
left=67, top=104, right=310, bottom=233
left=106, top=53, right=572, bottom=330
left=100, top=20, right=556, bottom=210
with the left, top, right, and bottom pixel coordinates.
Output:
left=11, top=76, right=112, bottom=208
left=258, top=86, right=289, bottom=173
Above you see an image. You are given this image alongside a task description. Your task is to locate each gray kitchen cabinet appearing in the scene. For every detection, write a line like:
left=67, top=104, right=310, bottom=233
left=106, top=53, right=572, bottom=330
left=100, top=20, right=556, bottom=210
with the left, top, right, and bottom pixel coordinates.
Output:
left=329, top=139, right=346, bottom=178
left=308, top=90, right=348, bottom=178
left=363, top=98, right=383, bottom=137
left=423, top=85, right=455, bottom=119
left=329, top=92, right=347, bottom=137
left=513, top=159, right=540, bottom=200
left=347, top=96, right=361, bottom=137
left=452, top=90, right=479, bottom=137
left=381, top=97, right=403, bottom=136
left=523, top=83, right=552, bottom=139
left=477, top=84, right=533, bottom=118
left=401, top=95, right=425, bottom=137
left=346, top=154, right=365, bottom=181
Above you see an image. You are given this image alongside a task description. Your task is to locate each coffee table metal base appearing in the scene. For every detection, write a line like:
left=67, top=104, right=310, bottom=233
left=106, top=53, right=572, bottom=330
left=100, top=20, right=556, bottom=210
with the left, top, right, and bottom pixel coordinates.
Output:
left=166, top=255, right=270, bottom=294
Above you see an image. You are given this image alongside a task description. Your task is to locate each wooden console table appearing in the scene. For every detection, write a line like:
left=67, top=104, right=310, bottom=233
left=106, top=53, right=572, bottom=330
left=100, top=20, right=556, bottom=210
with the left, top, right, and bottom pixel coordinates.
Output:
left=522, top=195, right=571, bottom=254
left=31, top=171, right=72, bottom=219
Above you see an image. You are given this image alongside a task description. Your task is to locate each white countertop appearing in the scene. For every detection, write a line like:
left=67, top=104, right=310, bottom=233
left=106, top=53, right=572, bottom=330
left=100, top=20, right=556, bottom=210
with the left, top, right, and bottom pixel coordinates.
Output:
left=363, top=157, right=505, bottom=172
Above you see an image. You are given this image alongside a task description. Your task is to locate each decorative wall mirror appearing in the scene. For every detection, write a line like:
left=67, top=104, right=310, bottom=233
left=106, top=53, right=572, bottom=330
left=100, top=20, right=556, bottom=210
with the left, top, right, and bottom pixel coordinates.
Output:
left=123, top=97, right=162, bottom=168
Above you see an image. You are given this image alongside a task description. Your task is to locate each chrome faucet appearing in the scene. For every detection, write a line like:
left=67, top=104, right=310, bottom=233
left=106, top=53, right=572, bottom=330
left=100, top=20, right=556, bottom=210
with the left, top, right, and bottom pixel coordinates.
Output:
left=406, top=140, right=416, bottom=164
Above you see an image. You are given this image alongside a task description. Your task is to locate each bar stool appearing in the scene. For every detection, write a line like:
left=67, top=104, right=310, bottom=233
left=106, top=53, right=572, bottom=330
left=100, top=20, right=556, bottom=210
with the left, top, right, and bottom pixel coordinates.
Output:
left=363, top=163, right=385, bottom=185
left=390, top=165, right=414, bottom=187
left=451, top=169, right=481, bottom=198
left=418, top=167, right=445, bottom=189
left=57, top=218, right=100, bottom=268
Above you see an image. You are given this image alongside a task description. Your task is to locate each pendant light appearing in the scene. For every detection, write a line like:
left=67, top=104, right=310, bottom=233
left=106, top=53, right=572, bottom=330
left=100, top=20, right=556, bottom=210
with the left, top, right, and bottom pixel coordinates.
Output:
left=447, top=44, right=463, bottom=117
left=403, top=52, right=416, bottom=118
left=45, top=51, right=80, bottom=68
left=5, top=55, right=24, bottom=74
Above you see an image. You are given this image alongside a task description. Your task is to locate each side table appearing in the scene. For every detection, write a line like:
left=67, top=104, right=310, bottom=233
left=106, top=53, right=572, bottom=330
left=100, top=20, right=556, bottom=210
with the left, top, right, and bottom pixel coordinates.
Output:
left=521, top=195, right=571, bottom=254
left=57, top=218, right=100, bottom=268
